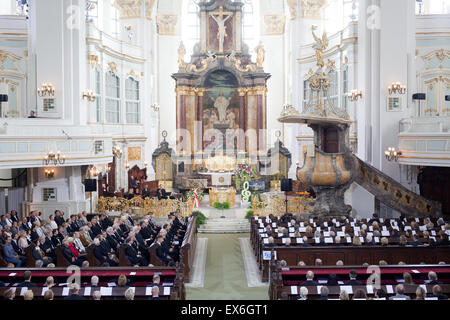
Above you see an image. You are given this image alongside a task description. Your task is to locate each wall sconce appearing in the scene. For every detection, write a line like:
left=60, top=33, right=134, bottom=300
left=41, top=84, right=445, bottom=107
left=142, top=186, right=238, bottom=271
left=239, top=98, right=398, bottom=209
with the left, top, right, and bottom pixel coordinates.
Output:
left=112, top=145, right=123, bottom=159
left=151, top=103, right=160, bottom=112
left=89, top=165, right=98, bottom=177
left=388, top=82, right=406, bottom=95
left=347, top=89, right=363, bottom=102
left=104, top=164, right=111, bottom=174
left=44, top=150, right=65, bottom=165
left=37, top=83, right=55, bottom=97
left=44, top=168, right=55, bottom=178
left=144, top=161, right=148, bottom=167
left=82, top=90, right=96, bottom=102
left=385, top=147, right=402, bottom=162
left=125, top=162, right=130, bottom=169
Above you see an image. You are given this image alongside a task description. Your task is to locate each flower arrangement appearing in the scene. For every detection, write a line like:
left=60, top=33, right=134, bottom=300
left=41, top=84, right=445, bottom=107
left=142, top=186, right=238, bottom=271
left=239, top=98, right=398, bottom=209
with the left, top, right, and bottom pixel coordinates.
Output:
left=186, top=187, right=204, bottom=208
left=234, top=162, right=258, bottom=191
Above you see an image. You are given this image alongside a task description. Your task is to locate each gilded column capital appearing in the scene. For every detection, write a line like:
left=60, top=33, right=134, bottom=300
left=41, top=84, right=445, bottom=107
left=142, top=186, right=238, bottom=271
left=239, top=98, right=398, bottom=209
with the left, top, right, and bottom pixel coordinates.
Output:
left=237, top=88, right=248, bottom=96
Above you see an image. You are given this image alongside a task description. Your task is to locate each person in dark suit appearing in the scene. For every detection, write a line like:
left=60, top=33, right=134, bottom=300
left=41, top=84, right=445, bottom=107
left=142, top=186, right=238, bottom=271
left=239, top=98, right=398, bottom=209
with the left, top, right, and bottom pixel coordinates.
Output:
left=155, top=235, right=173, bottom=264
left=430, top=234, right=450, bottom=247
left=156, top=185, right=168, bottom=200
left=18, top=271, right=37, bottom=288
left=124, top=188, right=135, bottom=200
left=432, top=285, right=448, bottom=300
left=407, top=235, right=423, bottom=246
left=11, top=233, right=25, bottom=256
left=62, top=240, right=85, bottom=267
left=10, top=210, right=19, bottom=223
left=427, top=271, right=443, bottom=285
left=363, top=235, right=376, bottom=246
left=93, top=237, right=117, bottom=266
left=327, top=273, right=339, bottom=286
left=33, top=239, right=53, bottom=266
left=64, top=283, right=85, bottom=300
left=41, top=233, right=57, bottom=260
left=151, top=286, right=162, bottom=300
left=300, top=271, right=318, bottom=286
left=54, top=210, right=65, bottom=227
left=125, top=237, right=148, bottom=266
left=264, top=236, right=276, bottom=247
left=345, top=270, right=363, bottom=286
left=142, top=186, right=151, bottom=199
left=317, top=287, right=329, bottom=300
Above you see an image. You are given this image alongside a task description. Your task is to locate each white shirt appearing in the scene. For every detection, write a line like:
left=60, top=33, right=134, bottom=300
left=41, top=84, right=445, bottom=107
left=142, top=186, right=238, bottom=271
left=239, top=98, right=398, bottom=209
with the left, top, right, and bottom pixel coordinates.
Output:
left=5, top=218, right=13, bottom=227
left=50, top=221, right=58, bottom=230
left=74, top=238, right=86, bottom=253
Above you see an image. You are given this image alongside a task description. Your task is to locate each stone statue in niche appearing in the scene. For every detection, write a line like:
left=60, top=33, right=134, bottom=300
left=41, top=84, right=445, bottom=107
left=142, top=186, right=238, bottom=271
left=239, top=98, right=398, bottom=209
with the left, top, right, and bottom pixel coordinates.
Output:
left=255, top=42, right=265, bottom=68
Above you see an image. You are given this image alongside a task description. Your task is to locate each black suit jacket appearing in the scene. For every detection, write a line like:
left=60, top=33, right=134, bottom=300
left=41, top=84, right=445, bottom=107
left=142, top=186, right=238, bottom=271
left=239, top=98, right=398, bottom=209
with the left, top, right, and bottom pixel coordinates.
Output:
left=300, top=280, right=318, bottom=286
left=62, top=246, right=75, bottom=263
left=346, top=279, right=363, bottom=286
left=65, top=294, right=85, bottom=300
left=125, top=244, right=139, bottom=264
left=55, top=216, right=65, bottom=227
left=18, top=281, right=36, bottom=288
left=93, top=245, right=107, bottom=264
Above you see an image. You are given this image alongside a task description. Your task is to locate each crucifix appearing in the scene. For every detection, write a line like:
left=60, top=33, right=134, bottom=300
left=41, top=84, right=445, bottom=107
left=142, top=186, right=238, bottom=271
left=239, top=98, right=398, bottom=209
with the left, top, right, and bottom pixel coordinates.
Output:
left=210, top=6, right=233, bottom=53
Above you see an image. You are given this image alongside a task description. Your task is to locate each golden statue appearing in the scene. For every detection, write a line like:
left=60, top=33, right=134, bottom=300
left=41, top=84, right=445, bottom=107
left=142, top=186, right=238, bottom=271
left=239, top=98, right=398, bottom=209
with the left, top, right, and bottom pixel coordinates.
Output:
left=311, top=25, right=328, bottom=68
left=255, top=41, right=265, bottom=68
left=178, top=41, right=186, bottom=68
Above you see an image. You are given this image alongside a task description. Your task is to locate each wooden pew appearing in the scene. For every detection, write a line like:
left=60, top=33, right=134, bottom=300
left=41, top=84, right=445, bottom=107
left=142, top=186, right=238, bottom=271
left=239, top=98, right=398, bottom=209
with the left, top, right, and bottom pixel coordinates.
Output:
left=0, top=244, right=8, bottom=267
left=86, top=244, right=102, bottom=267
left=118, top=244, right=133, bottom=267
left=55, top=245, right=71, bottom=267
left=268, top=261, right=450, bottom=300
left=24, top=243, right=36, bottom=268
left=0, top=285, right=179, bottom=300
left=148, top=242, right=166, bottom=267
left=259, top=245, right=450, bottom=282
left=180, top=214, right=198, bottom=282
left=0, top=265, right=185, bottom=300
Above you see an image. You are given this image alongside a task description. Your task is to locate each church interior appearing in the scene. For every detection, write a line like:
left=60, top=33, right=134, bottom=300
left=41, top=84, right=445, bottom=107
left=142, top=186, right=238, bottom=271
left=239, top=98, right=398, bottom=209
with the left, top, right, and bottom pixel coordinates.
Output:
left=0, top=0, right=449, bottom=303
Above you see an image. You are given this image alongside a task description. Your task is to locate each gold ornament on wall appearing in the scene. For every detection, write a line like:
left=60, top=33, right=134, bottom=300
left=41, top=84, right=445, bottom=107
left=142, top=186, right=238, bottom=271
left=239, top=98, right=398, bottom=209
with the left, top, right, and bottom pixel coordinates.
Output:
left=264, top=15, right=286, bottom=35
left=255, top=42, right=265, bottom=68
left=156, top=15, right=178, bottom=36
left=145, top=0, right=156, bottom=21
left=287, top=0, right=298, bottom=20
left=108, top=61, right=117, bottom=72
left=114, top=0, right=142, bottom=19
left=128, top=146, right=141, bottom=161
left=301, top=0, right=327, bottom=19
left=88, top=54, right=99, bottom=69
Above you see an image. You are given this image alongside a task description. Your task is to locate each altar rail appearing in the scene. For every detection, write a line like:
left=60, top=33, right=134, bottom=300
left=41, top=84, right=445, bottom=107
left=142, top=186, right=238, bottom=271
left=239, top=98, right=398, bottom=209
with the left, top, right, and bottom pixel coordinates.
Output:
left=97, top=197, right=194, bottom=218
left=251, top=195, right=312, bottom=217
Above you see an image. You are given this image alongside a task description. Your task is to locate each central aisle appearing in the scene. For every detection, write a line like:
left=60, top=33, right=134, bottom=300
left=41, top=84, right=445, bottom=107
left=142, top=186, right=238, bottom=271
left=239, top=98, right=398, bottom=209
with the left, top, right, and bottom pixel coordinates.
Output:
left=186, top=233, right=269, bottom=300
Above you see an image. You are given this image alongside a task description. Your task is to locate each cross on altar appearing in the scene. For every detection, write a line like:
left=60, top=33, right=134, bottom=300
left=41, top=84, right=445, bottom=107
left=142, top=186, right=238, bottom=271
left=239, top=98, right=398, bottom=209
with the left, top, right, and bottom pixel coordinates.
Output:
left=210, top=6, right=233, bottom=53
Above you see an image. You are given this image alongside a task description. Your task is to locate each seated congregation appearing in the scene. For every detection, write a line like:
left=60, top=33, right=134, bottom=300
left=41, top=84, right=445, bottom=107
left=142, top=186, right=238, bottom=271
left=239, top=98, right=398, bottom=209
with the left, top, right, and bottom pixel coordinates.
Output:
left=252, top=212, right=450, bottom=300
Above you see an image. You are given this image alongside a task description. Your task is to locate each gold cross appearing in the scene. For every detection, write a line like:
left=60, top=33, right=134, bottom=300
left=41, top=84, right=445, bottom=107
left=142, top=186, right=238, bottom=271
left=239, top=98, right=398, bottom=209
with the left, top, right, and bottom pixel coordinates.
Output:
left=211, top=6, right=232, bottom=19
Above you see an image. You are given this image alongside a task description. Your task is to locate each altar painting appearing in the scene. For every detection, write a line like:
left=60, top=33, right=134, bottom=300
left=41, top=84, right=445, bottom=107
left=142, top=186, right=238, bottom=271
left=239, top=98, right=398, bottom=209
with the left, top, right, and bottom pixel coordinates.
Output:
left=203, top=70, right=240, bottom=150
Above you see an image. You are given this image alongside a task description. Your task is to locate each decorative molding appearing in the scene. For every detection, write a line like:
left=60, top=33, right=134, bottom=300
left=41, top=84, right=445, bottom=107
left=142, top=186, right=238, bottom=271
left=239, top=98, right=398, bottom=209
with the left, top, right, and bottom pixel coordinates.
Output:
left=108, top=61, right=117, bottom=72
left=156, top=15, right=178, bottom=36
left=422, top=49, right=450, bottom=69
left=145, top=0, right=156, bottom=21
left=128, top=146, right=141, bottom=161
left=114, top=0, right=142, bottom=19
left=301, top=0, right=327, bottom=19
left=227, top=51, right=257, bottom=73
left=286, top=0, right=298, bottom=21
left=127, top=69, right=140, bottom=78
left=263, top=15, right=286, bottom=35
left=88, top=54, right=99, bottom=69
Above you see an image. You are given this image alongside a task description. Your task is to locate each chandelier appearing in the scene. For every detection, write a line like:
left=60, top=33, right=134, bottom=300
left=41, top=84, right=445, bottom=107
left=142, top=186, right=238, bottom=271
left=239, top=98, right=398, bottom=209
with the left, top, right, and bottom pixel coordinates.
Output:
left=347, top=89, right=362, bottom=102
left=44, top=150, right=65, bottom=165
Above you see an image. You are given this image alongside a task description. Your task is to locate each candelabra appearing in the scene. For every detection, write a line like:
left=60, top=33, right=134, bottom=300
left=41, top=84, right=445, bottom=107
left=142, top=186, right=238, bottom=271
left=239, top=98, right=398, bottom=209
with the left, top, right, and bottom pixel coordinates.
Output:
left=44, top=168, right=55, bottom=178
left=347, top=89, right=363, bottom=101
left=82, top=90, right=96, bottom=102
left=37, top=83, right=55, bottom=97
left=388, top=82, right=406, bottom=95
left=385, top=147, right=402, bottom=162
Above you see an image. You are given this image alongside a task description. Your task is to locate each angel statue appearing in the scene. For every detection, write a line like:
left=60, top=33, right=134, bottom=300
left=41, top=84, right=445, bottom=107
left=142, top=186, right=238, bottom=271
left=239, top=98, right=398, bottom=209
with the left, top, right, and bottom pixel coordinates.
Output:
left=311, top=25, right=328, bottom=68
left=178, top=41, right=186, bottom=69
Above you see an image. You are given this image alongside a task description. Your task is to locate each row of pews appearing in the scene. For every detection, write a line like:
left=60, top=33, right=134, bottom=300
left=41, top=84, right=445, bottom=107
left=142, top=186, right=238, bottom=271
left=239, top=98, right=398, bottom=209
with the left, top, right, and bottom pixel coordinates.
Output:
left=0, top=266, right=184, bottom=300
left=250, top=216, right=450, bottom=282
left=268, top=262, right=450, bottom=300
left=0, top=214, right=199, bottom=300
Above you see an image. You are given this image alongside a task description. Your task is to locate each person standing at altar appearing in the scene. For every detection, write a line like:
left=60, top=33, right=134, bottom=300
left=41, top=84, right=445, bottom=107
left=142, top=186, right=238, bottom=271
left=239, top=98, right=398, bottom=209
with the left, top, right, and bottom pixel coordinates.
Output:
left=125, top=188, right=135, bottom=200
left=142, top=185, right=151, bottom=199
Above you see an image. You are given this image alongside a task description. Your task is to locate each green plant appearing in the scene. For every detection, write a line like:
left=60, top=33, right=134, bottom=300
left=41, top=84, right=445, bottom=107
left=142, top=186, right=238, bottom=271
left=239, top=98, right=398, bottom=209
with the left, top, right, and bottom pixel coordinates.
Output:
left=192, top=210, right=207, bottom=228
left=245, top=210, right=254, bottom=221
left=213, top=201, right=230, bottom=210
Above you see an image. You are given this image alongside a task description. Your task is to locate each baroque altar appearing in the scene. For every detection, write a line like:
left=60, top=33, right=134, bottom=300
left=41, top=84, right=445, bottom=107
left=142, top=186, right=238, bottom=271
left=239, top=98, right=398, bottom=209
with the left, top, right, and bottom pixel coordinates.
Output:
left=172, top=0, right=271, bottom=187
